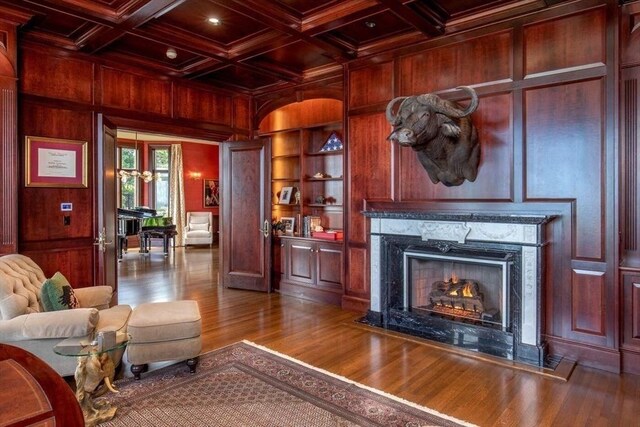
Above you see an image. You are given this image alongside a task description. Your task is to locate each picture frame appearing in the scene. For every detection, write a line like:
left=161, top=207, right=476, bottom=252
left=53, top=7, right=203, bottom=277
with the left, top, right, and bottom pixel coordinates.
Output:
left=280, top=216, right=295, bottom=235
left=279, top=186, right=293, bottom=204
left=204, top=178, right=219, bottom=207
left=25, top=136, right=88, bottom=188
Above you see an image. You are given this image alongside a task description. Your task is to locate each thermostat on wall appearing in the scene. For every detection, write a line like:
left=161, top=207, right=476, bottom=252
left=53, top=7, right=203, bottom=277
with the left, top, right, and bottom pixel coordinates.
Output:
left=61, top=203, right=73, bottom=211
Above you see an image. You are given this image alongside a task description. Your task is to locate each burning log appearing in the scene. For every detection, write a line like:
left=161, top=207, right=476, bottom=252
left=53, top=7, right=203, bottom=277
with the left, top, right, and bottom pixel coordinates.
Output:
left=429, top=277, right=485, bottom=313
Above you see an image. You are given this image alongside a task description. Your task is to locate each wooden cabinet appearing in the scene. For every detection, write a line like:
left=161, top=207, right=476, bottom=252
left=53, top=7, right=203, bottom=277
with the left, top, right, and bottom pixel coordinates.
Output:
left=279, top=236, right=343, bottom=305
left=621, top=272, right=640, bottom=375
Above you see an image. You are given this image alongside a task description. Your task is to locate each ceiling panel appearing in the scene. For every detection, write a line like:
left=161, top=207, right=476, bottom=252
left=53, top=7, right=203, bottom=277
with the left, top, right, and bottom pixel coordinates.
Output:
left=324, top=10, right=415, bottom=47
left=273, top=0, right=343, bottom=16
left=26, top=8, right=93, bottom=39
left=106, top=34, right=204, bottom=68
left=244, top=40, right=334, bottom=74
left=156, top=0, right=271, bottom=46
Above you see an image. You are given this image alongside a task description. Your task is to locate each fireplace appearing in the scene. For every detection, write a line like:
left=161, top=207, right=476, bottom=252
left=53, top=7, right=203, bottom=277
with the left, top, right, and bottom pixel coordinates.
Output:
left=363, top=212, right=554, bottom=367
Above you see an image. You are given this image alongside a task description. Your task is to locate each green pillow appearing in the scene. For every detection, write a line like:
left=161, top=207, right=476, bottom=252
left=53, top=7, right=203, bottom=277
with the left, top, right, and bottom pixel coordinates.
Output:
left=40, top=272, right=79, bottom=311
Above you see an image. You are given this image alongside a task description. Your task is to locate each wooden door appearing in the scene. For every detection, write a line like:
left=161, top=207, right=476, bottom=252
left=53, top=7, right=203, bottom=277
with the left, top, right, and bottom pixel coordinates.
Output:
left=95, top=114, right=118, bottom=294
left=221, top=141, right=271, bottom=292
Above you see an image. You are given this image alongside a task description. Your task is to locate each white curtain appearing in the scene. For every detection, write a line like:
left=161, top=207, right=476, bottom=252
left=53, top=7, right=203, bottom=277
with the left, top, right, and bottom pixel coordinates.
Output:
left=170, top=144, right=186, bottom=246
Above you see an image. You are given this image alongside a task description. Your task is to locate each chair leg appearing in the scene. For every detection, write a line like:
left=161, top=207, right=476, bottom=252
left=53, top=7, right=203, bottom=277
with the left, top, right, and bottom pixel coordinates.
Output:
left=186, top=357, right=199, bottom=374
left=131, top=363, right=147, bottom=380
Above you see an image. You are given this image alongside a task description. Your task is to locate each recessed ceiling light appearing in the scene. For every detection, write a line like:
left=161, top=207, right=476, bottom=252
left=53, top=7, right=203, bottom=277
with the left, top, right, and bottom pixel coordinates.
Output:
left=208, top=17, right=221, bottom=25
left=364, top=21, right=376, bottom=28
left=166, top=47, right=177, bottom=59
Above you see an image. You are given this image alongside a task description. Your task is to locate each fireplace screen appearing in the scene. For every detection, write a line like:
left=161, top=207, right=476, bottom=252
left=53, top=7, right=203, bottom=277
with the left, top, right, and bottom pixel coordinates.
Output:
left=403, top=251, right=509, bottom=329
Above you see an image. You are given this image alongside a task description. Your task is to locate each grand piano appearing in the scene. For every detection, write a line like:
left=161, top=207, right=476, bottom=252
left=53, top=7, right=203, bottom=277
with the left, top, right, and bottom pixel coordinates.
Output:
left=116, top=207, right=177, bottom=258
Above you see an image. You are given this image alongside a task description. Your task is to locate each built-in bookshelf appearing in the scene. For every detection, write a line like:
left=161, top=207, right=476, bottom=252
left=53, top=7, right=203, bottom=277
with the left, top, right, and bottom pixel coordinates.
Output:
left=264, top=121, right=344, bottom=235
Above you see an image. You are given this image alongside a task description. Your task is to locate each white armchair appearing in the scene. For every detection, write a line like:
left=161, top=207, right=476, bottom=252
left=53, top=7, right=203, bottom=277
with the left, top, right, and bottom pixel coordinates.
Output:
left=184, top=212, right=213, bottom=247
left=0, top=254, right=131, bottom=376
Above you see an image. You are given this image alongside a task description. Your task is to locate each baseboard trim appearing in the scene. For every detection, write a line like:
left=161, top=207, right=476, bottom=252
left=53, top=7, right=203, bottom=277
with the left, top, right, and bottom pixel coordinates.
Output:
left=341, top=295, right=369, bottom=312
left=621, top=348, right=640, bottom=375
left=546, top=336, right=621, bottom=373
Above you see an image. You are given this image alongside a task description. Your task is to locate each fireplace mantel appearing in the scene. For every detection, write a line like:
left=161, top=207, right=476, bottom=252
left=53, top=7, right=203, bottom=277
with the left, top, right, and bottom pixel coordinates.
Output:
left=364, top=209, right=556, bottom=366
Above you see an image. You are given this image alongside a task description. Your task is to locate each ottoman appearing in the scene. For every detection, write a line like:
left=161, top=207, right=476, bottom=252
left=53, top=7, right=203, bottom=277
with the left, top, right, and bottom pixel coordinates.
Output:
left=126, top=300, right=202, bottom=380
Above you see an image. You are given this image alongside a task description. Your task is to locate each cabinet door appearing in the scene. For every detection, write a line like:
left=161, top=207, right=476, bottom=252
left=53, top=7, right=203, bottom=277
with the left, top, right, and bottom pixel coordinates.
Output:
left=316, top=242, right=343, bottom=289
left=623, top=274, right=640, bottom=350
left=289, top=240, right=314, bottom=284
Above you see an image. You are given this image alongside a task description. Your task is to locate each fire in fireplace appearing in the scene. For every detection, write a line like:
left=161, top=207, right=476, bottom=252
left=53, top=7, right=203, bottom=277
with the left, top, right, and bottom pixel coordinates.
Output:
left=406, top=251, right=507, bottom=329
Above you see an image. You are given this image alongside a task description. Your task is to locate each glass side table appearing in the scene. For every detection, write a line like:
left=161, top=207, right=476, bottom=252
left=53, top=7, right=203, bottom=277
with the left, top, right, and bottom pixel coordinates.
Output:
left=54, top=334, right=128, bottom=427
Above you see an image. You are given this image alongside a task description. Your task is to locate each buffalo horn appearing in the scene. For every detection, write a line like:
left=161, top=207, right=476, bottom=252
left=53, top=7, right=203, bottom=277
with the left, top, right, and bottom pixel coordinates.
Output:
left=385, top=96, right=408, bottom=125
left=418, top=86, right=479, bottom=118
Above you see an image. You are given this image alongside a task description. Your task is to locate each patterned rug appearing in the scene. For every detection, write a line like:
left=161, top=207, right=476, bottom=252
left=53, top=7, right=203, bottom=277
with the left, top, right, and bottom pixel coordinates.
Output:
left=99, top=341, right=476, bottom=427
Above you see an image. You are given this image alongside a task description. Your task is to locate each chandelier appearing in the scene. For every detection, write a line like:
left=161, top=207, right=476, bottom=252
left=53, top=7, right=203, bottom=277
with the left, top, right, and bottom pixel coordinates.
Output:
left=118, top=169, right=157, bottom=183
left=118, top=132, right=158, bottom=183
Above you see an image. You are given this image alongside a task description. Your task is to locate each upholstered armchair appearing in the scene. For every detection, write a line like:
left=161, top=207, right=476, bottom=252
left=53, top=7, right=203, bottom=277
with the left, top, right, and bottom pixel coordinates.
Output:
left=0, top=254, right=131, bottom=376
left=184, top=212, right=213, bottom=247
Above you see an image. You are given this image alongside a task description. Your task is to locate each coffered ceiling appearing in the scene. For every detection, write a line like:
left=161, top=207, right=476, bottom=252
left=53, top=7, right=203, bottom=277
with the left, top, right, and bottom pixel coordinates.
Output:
left=1, top=0, right=570, bottom=95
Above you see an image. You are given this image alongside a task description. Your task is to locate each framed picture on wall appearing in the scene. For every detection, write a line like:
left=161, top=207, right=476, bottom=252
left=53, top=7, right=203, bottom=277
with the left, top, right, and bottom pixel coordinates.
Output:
left=204, top=179, right=219, bottom=207
left=25, top=136, right=88, bottom=188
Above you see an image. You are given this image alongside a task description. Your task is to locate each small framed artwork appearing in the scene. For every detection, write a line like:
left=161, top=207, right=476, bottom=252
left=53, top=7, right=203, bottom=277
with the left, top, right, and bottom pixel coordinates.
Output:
left=280, top=216, right=295, bottom=235
left=204, top=178, right=220, bottom=207
left=25, top=136, right=88, bottom=188
left=279, top=186, right=293, bottom=204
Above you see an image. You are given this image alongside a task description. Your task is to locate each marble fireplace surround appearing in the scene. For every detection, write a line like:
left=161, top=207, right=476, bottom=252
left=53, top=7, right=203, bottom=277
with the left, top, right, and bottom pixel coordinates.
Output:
left=363, top=211, right=555, bottom=366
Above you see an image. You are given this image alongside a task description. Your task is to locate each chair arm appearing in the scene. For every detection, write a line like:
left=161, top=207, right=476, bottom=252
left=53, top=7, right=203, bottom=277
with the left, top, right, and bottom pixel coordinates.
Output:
left=74, top=286, right=113, bottom=309
left=0, top=308, right=99, bottom=341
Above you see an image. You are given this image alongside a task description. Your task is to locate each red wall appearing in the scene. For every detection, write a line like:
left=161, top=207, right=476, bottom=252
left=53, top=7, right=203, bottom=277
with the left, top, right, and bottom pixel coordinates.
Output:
left=182, top=142, right=219, bottom=215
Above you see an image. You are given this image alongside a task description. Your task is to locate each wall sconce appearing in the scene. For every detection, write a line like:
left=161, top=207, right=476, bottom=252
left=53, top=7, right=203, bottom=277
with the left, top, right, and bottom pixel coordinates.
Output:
left=190, top=172, right=202, bottom=180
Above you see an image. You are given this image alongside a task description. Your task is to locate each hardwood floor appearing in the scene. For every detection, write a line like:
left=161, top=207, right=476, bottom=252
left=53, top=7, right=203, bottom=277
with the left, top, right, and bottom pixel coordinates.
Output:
left=117, top=246, right=640, bottom=427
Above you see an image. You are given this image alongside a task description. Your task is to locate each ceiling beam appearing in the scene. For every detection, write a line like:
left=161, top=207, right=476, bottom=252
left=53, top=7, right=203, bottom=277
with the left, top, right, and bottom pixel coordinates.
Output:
left=215, top=0, right=355, bottom=62
left=81, top=0, right=188, bottom=53
left=376, top=0, right=445, bottom=37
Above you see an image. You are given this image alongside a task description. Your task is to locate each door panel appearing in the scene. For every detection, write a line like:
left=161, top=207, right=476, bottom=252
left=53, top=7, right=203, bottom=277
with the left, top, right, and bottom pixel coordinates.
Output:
left=96, top=115, right=117, bottom=295
left=221, top=141, right=271, bottom=292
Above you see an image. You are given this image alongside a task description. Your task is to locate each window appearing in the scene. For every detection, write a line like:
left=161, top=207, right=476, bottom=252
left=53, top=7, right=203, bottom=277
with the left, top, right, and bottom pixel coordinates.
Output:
left=118, top=146, right=139, bottom=209
left=150, top=147, right=170, bottom=216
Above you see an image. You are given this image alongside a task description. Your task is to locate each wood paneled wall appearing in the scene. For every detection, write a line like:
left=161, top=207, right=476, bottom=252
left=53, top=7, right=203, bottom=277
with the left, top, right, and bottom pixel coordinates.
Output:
left=16, top=43, right=250, bottom=286
left=345, top=2, right=620, bottom=371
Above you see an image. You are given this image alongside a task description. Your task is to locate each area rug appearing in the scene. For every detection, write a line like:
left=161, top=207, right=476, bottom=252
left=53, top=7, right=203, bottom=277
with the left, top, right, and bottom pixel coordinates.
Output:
left=99, top=340, right=476, bottom=426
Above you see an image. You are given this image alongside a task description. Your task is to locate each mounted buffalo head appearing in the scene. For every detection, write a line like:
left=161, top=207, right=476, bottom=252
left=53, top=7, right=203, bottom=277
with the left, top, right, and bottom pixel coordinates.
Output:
left=386, top=86, right=480, bottom=187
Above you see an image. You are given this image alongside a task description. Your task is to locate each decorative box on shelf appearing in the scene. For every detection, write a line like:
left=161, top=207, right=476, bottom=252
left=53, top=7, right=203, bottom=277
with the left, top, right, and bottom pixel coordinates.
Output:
left=311, top=230, right=344, bottom=240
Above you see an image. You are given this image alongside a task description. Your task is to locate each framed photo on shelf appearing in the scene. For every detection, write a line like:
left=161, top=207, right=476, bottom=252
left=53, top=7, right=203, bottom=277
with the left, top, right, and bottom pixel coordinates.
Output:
left=279, top=186, right=293, bottom=204
left=25, top=136, right=88, bottom=188
left=280, top=216, right=295, bottom=234
left=204, top=178, right=219, bottom=207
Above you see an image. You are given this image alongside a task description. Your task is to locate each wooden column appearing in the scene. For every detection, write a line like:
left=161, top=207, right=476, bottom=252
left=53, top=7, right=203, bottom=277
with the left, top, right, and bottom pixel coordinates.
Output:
left=0, top=16, right=20, bottom=255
